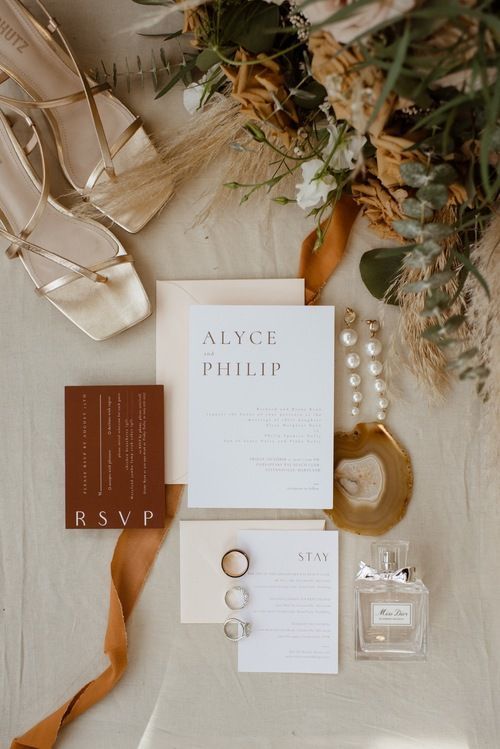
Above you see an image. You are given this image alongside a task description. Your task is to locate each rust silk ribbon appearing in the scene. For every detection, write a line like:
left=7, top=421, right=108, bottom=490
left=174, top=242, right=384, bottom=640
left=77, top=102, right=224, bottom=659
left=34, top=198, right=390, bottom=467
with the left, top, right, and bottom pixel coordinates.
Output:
left=10, top=485, right=183, bottom=749
left=299, top=195, right=359, bottom=305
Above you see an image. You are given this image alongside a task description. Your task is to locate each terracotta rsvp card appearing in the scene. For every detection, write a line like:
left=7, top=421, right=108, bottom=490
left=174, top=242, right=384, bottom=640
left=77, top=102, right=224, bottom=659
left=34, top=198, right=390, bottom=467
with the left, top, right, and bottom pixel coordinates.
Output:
left=65, top=386, right=165, bottom=529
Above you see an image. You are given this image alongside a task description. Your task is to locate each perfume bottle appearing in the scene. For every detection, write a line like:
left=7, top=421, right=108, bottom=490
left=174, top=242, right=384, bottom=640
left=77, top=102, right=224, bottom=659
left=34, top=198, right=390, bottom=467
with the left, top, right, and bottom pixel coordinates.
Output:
left=354, top=541, right=428, bottom=660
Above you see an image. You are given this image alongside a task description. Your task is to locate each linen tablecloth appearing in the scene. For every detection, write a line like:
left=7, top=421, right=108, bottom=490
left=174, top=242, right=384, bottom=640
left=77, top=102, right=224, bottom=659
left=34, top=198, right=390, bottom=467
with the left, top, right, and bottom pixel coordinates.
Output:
left=1, top=2, right=499, bottom=747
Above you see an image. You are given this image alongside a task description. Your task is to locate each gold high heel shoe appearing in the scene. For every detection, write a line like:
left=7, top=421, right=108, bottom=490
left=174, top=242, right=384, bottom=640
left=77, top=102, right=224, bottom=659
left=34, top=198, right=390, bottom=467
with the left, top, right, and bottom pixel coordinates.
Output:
left=0, top=105, right=151, bottom=339
left=0, top=0, right=172, bottom=233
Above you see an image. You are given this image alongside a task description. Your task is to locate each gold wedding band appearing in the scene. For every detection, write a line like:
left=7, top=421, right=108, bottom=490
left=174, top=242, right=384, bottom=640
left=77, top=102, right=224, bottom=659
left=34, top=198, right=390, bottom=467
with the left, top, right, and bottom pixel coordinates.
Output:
left=221, top=549, right=249, bottom=578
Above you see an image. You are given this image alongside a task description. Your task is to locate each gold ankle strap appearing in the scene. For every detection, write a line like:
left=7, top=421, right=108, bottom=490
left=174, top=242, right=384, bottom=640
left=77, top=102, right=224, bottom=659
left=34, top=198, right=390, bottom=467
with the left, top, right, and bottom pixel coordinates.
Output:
left=0, top=0, right=117, bottom=179
left=0, top=82, right=110, bottom=111
left=0, top=0, right=148, bottom=187
left=0, top=106, right=110, bottom=287
left=32, top=0, right=116, bottom=177
left=0, top=105, right=138, bottom=296
left=2, top=226, right=109, bottom=285
left=0, top=106, right=50, bottom=241
left=36, top=254, right=135, bottom=296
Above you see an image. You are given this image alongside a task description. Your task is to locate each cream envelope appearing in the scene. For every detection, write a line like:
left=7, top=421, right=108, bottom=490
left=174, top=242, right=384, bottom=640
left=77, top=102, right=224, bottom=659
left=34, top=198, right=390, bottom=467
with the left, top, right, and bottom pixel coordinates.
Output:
left=156, top=279, right=305, bottom=484
left=179, top=519, right=325, bottom=623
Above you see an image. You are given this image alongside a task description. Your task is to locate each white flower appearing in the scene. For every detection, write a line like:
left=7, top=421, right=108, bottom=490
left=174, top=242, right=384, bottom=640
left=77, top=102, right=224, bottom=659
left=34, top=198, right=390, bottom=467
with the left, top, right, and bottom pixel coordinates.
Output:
left=263, top=0, right=286, bottom=4
left=324, top=124, right=366, bottom=170
left=183, top=81, right=205, bottom=114
left=183, top=66, right=220, bottom=114
left=296, top=159, right=336, bottom=210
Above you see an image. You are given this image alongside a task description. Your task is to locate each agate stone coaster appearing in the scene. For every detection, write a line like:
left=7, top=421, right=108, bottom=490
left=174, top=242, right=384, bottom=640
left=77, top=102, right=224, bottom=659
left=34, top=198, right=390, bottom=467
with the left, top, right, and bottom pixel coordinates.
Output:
left=326, top=422, right=413, bottom=535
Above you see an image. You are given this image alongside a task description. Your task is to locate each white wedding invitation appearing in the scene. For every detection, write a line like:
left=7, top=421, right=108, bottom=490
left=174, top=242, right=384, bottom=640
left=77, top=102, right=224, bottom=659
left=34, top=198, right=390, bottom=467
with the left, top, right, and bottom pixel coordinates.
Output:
left=188, top=305, right=334, bottom=508
left=237, top=530, right=339, bottom=674
left=179, top=520, right=325, bottom=623
left=156, top=279, right=304, bottom=483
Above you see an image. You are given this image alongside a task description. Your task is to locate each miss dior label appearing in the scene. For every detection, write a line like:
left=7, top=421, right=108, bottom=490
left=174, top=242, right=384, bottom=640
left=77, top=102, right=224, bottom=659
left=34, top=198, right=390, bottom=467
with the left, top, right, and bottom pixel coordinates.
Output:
left=371, top=602, right=413, bottom=626
left=65, top=386, right=165, bottom=529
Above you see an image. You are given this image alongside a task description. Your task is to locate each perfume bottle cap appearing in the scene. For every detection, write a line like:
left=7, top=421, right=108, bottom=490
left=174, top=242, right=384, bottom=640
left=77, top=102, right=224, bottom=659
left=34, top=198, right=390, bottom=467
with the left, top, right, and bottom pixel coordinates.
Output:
left=371, top=540, right=409, bottom=572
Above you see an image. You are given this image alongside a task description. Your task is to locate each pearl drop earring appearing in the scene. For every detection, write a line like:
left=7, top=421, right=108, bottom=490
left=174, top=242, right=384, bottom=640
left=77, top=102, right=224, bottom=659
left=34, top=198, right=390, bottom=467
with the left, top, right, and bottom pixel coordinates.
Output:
left=365, top=319, right=388, bottom=421
left=340, top=307, right=363, bottom=418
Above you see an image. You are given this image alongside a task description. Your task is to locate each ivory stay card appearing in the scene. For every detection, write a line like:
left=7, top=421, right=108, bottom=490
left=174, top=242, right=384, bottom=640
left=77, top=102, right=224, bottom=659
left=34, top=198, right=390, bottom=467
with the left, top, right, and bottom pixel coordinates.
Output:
left=65, top=385, right=165, bottom=529
left=188, top=305, right=334, bottom=508
left=237, top=530, right=339, bottom=674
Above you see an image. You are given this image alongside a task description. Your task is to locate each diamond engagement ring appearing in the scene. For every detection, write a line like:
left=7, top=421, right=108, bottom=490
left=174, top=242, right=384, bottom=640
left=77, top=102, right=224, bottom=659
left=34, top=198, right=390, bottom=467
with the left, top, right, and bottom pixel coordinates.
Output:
left=223, top=617, right=251, bottom=642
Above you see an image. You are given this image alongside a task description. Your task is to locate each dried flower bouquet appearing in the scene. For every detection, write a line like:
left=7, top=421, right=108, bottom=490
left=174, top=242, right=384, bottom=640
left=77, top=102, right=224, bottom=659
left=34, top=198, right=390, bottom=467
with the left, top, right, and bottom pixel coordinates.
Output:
left=118, top=0, right=499, bottom=392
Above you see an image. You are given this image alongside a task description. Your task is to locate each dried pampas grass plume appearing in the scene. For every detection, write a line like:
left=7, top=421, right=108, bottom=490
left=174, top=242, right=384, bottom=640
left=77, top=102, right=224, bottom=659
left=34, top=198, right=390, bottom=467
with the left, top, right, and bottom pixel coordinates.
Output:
left=76, top=93, right=299, bottom=229
left=467, top=209, right=500, bottom=464
left=78, top=95, right=247, bottom=225
left=387, top=208, right=467, bottom=397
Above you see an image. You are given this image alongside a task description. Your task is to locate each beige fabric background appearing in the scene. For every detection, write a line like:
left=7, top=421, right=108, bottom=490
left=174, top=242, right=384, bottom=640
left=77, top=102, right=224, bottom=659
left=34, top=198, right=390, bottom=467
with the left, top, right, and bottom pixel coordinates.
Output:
left=1, top=2, right=499, bottom=748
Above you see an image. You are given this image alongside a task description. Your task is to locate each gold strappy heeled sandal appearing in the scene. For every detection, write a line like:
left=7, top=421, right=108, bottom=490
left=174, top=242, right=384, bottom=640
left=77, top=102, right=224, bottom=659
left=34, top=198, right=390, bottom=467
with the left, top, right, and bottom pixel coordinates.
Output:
left=0, top=105, right=151, bottom=339
left=0, top=0, right=172, bottom=233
